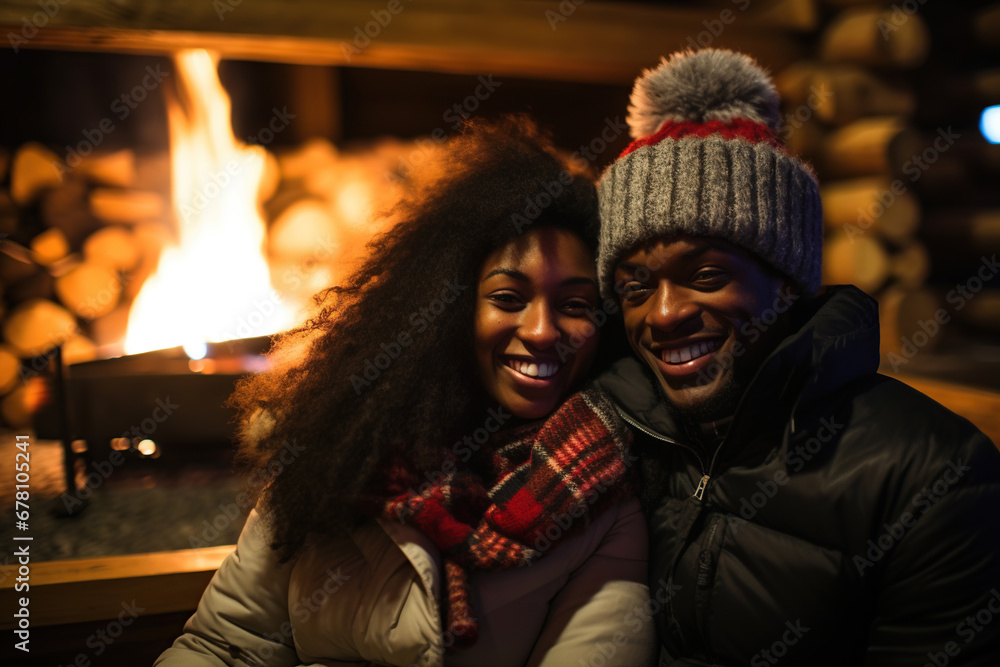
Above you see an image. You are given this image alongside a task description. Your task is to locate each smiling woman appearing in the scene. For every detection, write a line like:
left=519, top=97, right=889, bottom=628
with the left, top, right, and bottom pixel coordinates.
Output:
left=155, top=116, right=654, bottom=667
left=475, top=227, right=602, bottom=420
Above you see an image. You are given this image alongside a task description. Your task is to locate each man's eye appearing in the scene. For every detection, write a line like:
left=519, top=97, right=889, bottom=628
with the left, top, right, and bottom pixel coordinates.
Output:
left=619, top=282, right=649, bottom=301
left=694, top=270, right=727, bottom=283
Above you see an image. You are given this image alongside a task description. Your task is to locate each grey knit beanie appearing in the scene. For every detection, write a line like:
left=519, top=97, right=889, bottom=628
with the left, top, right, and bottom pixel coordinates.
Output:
left=597, top=48, right=823, bottom=300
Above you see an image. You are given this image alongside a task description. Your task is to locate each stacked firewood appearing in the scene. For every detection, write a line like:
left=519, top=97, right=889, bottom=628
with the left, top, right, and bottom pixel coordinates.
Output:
left=0, top=144, right=168, bottom=428
left=777, top=1, right=1000, bottom=359
left=266, top=136, right=413, bottom=308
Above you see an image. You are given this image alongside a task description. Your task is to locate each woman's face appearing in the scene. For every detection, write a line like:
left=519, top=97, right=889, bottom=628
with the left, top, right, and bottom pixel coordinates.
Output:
left=473, top=227, right=601, bottom=420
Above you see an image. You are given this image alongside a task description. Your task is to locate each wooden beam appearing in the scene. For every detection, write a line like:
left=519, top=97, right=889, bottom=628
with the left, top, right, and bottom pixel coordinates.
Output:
left=886, top=372, right=1000, bottom=449
left=0, top=0, right=806, bottom=84
left=0, top=544, right=233, bottom=628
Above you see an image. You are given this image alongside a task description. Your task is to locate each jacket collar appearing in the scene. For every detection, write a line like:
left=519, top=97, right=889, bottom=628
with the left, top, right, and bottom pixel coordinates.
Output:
left=597, top=285, right=880, bottom=445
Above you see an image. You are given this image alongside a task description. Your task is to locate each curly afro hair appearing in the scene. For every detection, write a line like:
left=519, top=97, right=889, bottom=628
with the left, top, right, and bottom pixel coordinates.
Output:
left=230, top=115, right=617, bottom=560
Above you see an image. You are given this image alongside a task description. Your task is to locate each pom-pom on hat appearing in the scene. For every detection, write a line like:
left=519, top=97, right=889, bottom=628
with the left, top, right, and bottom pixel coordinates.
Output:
left=597, top=48, right=823, bottom=300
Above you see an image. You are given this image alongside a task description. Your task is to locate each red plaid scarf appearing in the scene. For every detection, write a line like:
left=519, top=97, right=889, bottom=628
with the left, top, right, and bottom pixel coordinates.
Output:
left=376, top=386, right=634, bottom=648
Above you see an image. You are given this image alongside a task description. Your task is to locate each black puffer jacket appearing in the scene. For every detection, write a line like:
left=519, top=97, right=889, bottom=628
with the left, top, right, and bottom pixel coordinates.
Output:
left=596, top=285, right=1000, bottom=666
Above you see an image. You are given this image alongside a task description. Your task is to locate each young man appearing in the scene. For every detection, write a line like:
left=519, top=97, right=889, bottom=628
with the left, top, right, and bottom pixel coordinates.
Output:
left=595, top=48, right=1000, bottom=666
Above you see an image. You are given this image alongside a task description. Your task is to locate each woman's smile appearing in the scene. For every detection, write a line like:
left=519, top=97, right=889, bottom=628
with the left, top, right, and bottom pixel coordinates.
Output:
left=504, top=356, right=562, bottom=380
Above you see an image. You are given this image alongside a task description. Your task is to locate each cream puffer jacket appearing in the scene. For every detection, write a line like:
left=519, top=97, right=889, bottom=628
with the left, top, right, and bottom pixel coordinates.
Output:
left=155, top=499, right=657, bottom=667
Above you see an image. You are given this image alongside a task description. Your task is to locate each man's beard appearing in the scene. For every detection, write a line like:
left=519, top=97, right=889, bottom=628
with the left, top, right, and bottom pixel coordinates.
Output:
left=677, top=371, right=744, bottom=425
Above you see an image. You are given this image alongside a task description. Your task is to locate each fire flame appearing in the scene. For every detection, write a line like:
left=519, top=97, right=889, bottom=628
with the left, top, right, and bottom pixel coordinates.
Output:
left=124, top=49, right=293, bottom=355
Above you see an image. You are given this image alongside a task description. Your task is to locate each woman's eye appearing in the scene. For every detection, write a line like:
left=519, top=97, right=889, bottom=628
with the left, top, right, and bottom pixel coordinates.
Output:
left=560, top=299, right=595, bottom=315
left=488, top=293, right=523, bottom=309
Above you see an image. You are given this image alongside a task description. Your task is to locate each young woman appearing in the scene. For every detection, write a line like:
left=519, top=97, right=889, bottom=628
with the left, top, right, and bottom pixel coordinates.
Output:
left=156, top=117, right=655, bottom=667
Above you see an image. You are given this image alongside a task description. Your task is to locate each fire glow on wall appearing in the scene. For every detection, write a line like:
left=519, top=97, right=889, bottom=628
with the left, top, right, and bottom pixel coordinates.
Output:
left=124, top=49, right=295, bottom=355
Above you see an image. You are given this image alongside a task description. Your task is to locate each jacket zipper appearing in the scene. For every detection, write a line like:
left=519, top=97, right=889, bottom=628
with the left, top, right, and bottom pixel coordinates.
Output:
left=701, top=434, right=728, bottom=499
left=693, top=474, right=710, bottom=500
left=617, top=405, right=723, bottom=655
left=614, top=406, right=715, bottom=500
left=697, top=517, right=722, bottom=588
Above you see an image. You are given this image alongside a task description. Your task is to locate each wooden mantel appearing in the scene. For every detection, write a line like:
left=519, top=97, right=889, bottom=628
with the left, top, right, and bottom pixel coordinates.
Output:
left=0, top=0, right=808, bottom=83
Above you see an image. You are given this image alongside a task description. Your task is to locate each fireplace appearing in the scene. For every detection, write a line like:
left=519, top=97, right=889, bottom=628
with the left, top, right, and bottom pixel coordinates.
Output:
left=3, top=50, right=452, bottom=489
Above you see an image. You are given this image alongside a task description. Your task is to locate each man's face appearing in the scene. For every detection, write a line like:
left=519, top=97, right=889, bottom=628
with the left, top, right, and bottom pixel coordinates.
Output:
left=614, top=236, right=794, bottom=423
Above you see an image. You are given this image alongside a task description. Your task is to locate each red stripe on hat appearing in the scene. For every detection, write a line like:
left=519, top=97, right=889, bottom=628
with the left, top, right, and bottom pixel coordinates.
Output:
left=620, top=118, right=782, bottom=158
